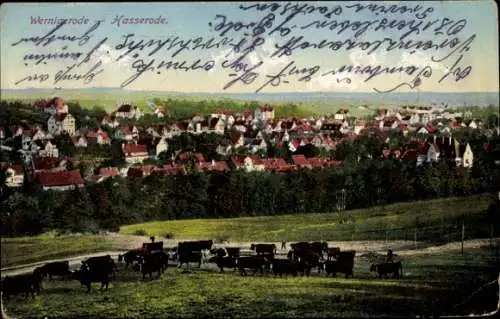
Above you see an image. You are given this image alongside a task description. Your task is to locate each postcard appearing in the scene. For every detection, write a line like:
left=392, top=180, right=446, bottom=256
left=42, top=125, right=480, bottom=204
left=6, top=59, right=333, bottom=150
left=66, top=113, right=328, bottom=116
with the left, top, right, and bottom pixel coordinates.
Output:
left=1, top=1, right=499, bottom=318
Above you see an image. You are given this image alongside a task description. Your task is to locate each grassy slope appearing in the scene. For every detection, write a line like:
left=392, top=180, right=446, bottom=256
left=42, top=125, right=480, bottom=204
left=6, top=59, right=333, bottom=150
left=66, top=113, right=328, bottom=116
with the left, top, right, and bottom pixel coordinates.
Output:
left=1, top=90, right=380, bottom=118
left=120, top=195, right=492, bottom=242
left=4, top=248, right=498, bottom=318
left=0, top=232, right=123, bottom=268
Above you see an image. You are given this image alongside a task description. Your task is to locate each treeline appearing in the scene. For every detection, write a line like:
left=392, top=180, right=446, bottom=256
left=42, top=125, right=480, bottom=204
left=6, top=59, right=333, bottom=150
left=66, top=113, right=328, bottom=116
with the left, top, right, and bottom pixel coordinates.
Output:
left=2, top=154, right=499, bottom=236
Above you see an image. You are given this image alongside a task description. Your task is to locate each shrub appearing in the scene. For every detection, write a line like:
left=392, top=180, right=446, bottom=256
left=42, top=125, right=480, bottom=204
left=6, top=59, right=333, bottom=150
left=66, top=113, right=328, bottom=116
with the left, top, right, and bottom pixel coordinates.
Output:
left=134, top=229, right=147, bottom=236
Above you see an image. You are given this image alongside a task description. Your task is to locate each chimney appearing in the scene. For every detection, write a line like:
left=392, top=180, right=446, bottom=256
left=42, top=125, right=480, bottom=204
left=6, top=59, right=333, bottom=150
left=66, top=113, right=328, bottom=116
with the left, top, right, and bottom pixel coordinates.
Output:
left=212, top=160, right=215, bottom=166
left=433, top=135, right=436, bottom=144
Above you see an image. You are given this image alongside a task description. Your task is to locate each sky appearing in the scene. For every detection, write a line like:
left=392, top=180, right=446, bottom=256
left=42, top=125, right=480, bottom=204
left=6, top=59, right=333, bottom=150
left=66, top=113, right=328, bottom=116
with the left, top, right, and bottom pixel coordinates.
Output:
left=1, top=1, right=498, bottom=93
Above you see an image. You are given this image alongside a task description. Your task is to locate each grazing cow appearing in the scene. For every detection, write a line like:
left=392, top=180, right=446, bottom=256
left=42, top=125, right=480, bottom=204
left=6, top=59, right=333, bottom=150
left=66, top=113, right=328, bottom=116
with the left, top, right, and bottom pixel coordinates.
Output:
left=327, top=247, right=341, bottom=260
left=323, top=251, right=355, bottom=278
left=370, top=261, right=403, bottom=279
left=164, top=247, right=178, bottom=261
left=37, top=261, right=70, bottom=280
left=210, top=248, right=227, bottom=258
left=225, top=247, right=240, bottom=258
left=118, top=249, right=146, bottom=268
left=296, top=251, right=321, bottom=276
left=178, top=240, right=213, bottom=263
left=83, top=255, right=117, bottom=279
left=272, top=258, right=298, bottom=277
left=1, top=269, right=44, bottom=300
left=236, top=256, right=269, bottom=276
left=178, top=251, right=203, bottom=268
left=71, top=264, right=110, bottom=292
left=143, top=241, right=163, bottom=253
left=310, top=241, right=328, bottom=256
left=290, top=242, right=310, bottom=253
left=250, top=243, right=277, bottom=255
left=208, top=255, right=237, bottom=272
left=134, top=252, right=169, bottom=279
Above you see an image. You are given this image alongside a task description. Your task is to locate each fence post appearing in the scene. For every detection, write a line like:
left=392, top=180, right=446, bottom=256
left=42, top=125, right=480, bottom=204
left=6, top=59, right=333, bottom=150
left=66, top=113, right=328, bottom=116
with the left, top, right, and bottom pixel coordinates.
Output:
left=461, top=219, right=465, bottom=256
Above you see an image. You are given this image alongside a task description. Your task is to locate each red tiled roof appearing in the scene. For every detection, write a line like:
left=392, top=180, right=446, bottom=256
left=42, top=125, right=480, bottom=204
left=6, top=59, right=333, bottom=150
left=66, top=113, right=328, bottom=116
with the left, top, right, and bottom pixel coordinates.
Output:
left=122, top=143, right=148, bottom=155
left=195, top=161, right=230, bottom=172
left=38, top=170, right=84, bottom=187
left=55, top=114, right=68, bottom=122
left=99, top=167, right=120, bottom=177
left=0, top=164, right=24, bottom=175
left=291, top=154, right=310, bottom=166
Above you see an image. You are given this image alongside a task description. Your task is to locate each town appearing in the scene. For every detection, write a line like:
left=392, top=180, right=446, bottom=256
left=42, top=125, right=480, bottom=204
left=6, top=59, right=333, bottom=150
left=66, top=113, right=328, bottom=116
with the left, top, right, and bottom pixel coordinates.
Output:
left=1, top=97, right=497, bottom=192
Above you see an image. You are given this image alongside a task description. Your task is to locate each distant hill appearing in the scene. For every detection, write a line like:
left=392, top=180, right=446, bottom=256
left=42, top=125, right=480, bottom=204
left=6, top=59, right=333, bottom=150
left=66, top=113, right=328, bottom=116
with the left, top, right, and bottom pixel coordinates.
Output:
left=2, top=88, right=498, bottom=107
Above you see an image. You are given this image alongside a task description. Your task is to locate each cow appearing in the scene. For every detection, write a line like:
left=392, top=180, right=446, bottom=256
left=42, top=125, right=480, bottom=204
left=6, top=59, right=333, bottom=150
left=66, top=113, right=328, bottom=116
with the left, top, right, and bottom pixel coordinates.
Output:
left=118, top=249, right=146, bottom=268
left=225, top=247, right=240, bottom=258
left=178, top=251, right=203, bottom=268
left=323, top=251, right=356, bottom=278
left=134, top=251, right=169, bottom=280
left=83, top=255, right=118, bottom=279
left=178, top=240, right=213, bottom=263
left=71, top=264, right=110, bottom=292
left=164, top=247, right=178, bottom=262
left=236, top=255, right=269, bottom=276
left=208, top=255, right=237, bottom=273
left=1, top=269, right=44, bottom=300
left=290, top=242, right=310, bottom=253
left=250, top=243, right=277, bottom=255
left=310, top=241, right=328, bottom=257
left=272, top=258, right=298, bottom=277
left=210, top=248, right=227, bottom=258
left=142, top=241, right=163, bottom=253
left=370, top=261, right=403, bottom=279
left=327, top=247, right=341, bottom=260
left=36, top=261, right=71, bottom=280
left=296, top=251, right=321, bottom=276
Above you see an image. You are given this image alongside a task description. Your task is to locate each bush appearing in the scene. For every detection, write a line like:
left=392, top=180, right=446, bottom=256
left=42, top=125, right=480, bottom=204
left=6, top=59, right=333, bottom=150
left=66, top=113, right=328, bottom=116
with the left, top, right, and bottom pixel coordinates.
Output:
left=134, top=229, right=147, bottom=236
left=163, top=232, right=174, bottom=239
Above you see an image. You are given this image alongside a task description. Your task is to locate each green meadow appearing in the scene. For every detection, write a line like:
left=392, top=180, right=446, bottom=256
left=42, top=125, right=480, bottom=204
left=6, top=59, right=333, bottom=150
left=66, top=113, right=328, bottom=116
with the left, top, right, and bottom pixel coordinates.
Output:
left=120, top=194, right=493, bottom=243
left=3, top=248, right=498, bottom=318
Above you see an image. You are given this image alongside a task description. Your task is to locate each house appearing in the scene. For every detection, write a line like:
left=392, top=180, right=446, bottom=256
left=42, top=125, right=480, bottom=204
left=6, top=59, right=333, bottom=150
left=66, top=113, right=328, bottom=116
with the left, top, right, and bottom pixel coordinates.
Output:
left=114, top=125, right=137, bottom=141
left=37, top=170, right=85, bottom=191
left=100, top=114, right=120, bottom=128
left=426, top=143, right=440, bottom=162
left=254, top=106, right=275, bottom=122
left=122, top=143, right=149, bottom=164
left=99, top=167, right=120, bottom=177
left=231, top=132, right=245, bottom=149
left=47, top=113, right=76, bottom=136
left=155, top=137, right=169, bottom=157
left=154, top=106, right=168, bottom=118
left=115, top=104, right=143, bottom=119
left=354, top=120, right=367, bottom=134
left=291, top=154, right=312, bottom=169
left=195, top=160, right=231, bottom=173
left=2, top=164, right=24, bottom=187
left=209, top=117, right=226, bottom=135
left=334, top=108, right=349, bottom=121
left=37, top=140, right=59, bottom=157
left=86, top=130, right=111, bottom=145
left=248, top=139, right=267, bottom=154
left=454, top=141, right=474, bottom=168
left=72, top=136, right=88, bottom=148
left=375, top=108, right=389, bottom=120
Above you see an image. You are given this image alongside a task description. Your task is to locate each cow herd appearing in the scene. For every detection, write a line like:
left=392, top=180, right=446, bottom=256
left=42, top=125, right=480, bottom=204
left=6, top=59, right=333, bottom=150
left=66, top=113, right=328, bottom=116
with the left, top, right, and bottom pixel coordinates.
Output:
left=1, top=240, right=404, bottom=300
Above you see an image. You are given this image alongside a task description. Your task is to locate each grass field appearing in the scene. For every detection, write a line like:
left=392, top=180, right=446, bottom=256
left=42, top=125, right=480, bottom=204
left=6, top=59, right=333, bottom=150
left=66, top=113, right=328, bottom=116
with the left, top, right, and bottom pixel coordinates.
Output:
left=3, top=247, right=499, bottom=318
left=120, top=195, right=493, bottom=243
left=0, top=232, right=125, bottom=268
